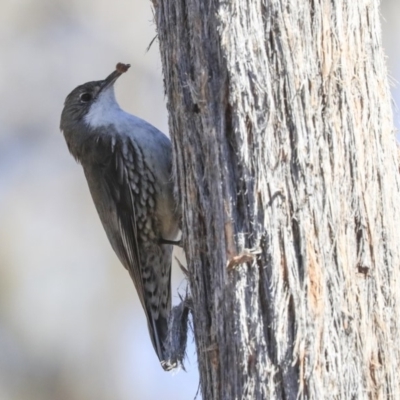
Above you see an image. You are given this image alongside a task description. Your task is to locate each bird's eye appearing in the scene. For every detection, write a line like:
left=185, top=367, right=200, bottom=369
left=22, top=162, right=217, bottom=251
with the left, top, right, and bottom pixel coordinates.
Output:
left=80, top=92, right=92, bottom=103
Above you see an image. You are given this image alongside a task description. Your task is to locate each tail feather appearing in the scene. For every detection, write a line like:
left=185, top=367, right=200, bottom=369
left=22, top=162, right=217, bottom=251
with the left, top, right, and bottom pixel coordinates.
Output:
left=147, top=313, right=176, bottom=371
left=140, top=244, right=173, bottom=370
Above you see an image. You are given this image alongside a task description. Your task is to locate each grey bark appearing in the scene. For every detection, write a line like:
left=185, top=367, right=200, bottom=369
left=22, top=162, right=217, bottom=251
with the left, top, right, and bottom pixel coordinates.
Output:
left=151, top=0, right=400, bottom=398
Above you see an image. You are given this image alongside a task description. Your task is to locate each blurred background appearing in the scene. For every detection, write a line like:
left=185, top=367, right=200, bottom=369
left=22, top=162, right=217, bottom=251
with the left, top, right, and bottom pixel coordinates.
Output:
left=0, top=1, right=399, bottom=399
left=0, top=1, right=199, bottom=400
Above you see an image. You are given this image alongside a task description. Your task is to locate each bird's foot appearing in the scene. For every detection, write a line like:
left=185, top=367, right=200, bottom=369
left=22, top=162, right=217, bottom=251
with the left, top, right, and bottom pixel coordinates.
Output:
left=159, top=238, right=182, bottom=247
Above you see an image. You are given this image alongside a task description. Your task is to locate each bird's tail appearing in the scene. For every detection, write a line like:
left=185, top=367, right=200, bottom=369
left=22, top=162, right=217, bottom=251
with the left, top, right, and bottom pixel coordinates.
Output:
left=146, top=313, right=176, bottom=371
left=138, top=244, right=174, bottom=370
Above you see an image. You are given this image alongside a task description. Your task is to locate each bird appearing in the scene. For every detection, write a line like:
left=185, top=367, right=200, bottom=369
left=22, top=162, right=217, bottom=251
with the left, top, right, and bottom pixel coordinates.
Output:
left=60, top=63, right=180, bottom=370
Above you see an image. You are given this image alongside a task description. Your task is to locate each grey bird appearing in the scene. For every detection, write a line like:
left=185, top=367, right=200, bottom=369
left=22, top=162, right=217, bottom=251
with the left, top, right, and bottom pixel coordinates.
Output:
left=60, top=63, right=180, bottom=370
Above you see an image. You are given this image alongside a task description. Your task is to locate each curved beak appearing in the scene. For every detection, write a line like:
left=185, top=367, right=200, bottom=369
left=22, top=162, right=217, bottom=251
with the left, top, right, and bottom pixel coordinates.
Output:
left=100, top=63, right=131, bottom=91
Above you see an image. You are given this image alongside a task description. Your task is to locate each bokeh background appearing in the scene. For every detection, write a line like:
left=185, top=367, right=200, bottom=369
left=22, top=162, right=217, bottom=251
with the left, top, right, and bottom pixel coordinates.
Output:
left=0, top=1, right=399, bottom=399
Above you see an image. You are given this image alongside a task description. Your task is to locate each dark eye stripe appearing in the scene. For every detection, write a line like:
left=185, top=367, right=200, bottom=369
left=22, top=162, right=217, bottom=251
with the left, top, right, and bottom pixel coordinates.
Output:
left=80, top=93, right=92, bottom=102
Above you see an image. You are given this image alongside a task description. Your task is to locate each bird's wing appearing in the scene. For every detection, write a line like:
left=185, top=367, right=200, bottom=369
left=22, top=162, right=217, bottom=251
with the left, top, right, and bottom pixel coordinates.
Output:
left=99, top=137, right=148, bottom=309
left=84, top=135, right=171, bottom=365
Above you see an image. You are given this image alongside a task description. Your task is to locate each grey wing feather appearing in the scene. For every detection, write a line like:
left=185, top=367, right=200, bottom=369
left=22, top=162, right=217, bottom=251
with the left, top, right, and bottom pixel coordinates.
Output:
left=83, top=135, right=170, bottom=364
left=101, top=152, right=146, bottom=305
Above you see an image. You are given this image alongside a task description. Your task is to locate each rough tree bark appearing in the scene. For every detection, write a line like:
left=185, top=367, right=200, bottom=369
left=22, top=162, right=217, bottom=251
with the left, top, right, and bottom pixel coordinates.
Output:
left=151, top=0, right=400, bottom=398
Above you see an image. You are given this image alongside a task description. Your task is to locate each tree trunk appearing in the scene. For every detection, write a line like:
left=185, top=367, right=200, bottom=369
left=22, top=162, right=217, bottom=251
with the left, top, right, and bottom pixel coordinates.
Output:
left=151, top=0, right=400, bottom=398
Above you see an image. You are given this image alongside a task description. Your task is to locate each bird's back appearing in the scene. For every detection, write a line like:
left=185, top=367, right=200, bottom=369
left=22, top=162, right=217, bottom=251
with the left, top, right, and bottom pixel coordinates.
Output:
left=78, top=113, right=179, bottom=368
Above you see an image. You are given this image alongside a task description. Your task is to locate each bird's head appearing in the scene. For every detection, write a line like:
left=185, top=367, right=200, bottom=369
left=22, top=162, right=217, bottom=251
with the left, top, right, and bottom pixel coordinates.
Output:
left=60, top=63, right=131, bottom=133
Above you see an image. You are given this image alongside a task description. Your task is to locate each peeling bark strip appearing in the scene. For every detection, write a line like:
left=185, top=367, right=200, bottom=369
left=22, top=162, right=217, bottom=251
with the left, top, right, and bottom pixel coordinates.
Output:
left=151, top=0, right=400, bottom=398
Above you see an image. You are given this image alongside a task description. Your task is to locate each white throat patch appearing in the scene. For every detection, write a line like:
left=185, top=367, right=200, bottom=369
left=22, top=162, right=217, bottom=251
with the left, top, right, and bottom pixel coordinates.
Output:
left=84, top=87, right=123, bottom=129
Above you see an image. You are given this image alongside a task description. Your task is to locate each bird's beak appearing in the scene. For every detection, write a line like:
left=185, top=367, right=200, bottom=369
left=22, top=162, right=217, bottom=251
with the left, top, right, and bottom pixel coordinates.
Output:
left=100, top=63, right=131, bottom=92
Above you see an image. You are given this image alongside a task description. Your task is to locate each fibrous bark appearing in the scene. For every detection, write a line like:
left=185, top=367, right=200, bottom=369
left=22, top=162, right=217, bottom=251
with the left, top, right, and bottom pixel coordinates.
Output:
left=151, top=0, right=400, bottom=398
